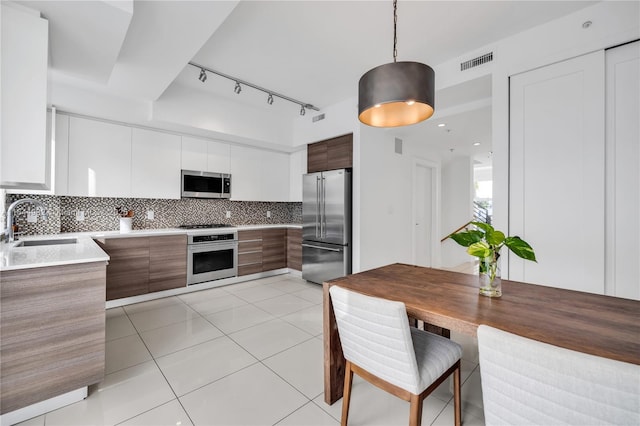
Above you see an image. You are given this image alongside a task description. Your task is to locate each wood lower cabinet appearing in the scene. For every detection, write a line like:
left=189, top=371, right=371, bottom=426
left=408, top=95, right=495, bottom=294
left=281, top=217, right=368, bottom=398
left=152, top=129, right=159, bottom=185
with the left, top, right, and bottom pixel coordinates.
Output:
left=262, top=228, right=287, bottom=271
left=307, top=133, right=353, bottom=173
left=238, top=229, right=263, bottom=276
left=0, top=261, right=107, bottom=414
left=149, top=235, right=187, bottom=292
left=95, top=235, right=187, bottom=301
left=95, top=237, right=149, bottom=300
left=287, top=228, right=302, bottom=271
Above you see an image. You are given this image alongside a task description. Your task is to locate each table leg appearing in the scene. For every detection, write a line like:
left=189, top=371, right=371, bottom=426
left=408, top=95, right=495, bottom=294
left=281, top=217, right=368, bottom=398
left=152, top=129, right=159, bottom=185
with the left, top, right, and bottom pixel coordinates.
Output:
left=323, top=282, right=345, bottom=405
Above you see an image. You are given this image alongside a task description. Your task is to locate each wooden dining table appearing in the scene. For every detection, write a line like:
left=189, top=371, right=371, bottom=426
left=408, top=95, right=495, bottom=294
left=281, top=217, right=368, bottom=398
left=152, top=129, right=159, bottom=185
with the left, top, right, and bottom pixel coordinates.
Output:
left=322, top=263, right=640, bottom=405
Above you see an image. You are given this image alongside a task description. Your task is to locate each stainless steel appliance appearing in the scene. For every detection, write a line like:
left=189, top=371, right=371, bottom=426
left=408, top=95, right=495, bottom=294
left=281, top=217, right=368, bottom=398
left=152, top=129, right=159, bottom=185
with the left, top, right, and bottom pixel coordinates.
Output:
left=181, top=170, right=231, bottom=199
left=302, top=169, right=352, bottom=284
left=183, top=224, right=237, bottom=285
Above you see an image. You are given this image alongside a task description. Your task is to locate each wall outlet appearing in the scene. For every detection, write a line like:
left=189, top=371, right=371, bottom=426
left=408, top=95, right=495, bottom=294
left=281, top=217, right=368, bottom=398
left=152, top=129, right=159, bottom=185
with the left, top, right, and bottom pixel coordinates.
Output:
left=146, top=210, right=154, bottom=220
left=27, top=211, right=38, bottom=223
left=75, top=210, right=85, bottom=221
left=266, top=211, right=271, bottom=218
left=226, top=211, right=231, bottom=218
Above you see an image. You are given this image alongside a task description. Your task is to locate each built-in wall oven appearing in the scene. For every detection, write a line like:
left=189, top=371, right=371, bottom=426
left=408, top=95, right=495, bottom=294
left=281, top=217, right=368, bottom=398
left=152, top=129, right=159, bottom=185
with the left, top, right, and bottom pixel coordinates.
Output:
left=182, top=225, right=238, bottom=285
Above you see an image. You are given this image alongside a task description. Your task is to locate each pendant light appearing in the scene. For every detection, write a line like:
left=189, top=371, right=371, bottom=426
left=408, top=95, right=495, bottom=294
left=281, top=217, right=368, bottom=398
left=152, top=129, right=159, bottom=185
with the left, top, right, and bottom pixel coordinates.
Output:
left=358, top=0, right=435, bottom=127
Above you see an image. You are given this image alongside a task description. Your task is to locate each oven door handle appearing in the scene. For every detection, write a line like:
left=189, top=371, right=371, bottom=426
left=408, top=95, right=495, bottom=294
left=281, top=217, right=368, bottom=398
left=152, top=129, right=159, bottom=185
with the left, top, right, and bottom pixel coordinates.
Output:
left=188, top=241, right=238, bottom=253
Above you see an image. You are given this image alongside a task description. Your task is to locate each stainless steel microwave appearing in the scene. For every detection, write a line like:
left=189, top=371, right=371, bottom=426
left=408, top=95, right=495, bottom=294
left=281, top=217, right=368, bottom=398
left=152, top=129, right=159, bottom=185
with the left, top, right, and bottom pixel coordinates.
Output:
left=181, top=170, right=231, bottom=199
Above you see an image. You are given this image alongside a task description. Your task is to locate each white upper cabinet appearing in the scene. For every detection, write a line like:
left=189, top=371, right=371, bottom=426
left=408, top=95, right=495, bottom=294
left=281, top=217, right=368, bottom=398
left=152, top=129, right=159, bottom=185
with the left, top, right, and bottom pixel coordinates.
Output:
left=1, top=4, right=49, bottom=189
left=261, top=150, right=290, bottom=202
left=181, top=136, right=230, bottom=173
left=181, top=136, right=207, bottom=171
left=230, top=145, right=291, bottom=202
left=132, top=128, right=181, bottom=199
left=230, top=145, right=262, bottom=201
left=68, top=117, right=132, bottom=197
left=289, top=148, right=307, bottom=202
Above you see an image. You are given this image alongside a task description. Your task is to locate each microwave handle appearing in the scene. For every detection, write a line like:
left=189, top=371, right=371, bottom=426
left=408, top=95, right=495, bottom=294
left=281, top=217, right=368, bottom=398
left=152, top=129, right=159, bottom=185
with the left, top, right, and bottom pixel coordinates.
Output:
left=316, top=176, right=320, bottom=239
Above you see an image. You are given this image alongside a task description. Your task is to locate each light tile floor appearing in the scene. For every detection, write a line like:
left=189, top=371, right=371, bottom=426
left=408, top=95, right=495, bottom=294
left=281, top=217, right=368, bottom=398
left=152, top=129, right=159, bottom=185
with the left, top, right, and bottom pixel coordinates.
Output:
left=20, top=274, right=485, bottom=426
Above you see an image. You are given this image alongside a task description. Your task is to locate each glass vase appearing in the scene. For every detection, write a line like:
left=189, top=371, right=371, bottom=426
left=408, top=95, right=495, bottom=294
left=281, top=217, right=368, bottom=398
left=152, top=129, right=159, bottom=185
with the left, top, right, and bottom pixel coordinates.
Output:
left=479, top=257, right=501, bottom=297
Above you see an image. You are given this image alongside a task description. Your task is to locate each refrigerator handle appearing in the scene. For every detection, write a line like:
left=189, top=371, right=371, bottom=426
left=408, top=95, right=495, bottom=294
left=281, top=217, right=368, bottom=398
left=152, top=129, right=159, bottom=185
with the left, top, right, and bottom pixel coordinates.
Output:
left=316, top=176, right=320, bottom=238
left=322, top=176, right=326, bottom=238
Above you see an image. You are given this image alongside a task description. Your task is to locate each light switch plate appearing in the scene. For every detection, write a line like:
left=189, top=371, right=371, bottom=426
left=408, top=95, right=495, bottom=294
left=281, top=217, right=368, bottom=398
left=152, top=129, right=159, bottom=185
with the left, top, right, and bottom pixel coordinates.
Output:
left=75, top=211, right=85, bottom=221
left=147, top=210, right=154, bottom=220
left=226, top=211, right=231, bottom=218
left=266, top=211, right=271, bottom=218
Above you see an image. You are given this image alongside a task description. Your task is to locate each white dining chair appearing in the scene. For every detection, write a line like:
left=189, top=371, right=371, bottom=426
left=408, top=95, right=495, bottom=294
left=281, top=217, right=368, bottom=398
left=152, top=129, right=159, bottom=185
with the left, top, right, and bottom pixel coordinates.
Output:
left=477, top=324, right=640, bottom=426
left=329, top=285, right=463, bottom=426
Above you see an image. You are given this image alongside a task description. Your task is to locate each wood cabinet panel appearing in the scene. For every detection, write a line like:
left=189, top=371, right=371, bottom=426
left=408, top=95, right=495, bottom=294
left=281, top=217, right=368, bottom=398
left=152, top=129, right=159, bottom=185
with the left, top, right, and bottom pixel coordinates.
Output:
left=95, top=237, right=149, bottom=300
left=149, top=235, right=187, bottom=292
left=238, top=264, right=263, bottom=276
left=307, top=141, right=328, bottom=173
left=287, top=228, right=302, bottom=271
left=238, top=229, right=263, bottom=242
left=327, top=134, right=353, bottom=171
left=238, top=230, right=262, bottom=276
left=307, top=133, right=353, bottom=173
left=0, top=262, right=106, bottom=414
left=262, top=228, right=286, bottom=271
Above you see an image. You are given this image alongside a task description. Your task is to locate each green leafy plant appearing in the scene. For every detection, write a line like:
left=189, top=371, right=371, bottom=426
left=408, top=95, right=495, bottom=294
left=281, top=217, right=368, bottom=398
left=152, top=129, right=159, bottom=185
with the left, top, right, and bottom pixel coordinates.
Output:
left=448, top=222, right=536, bottom=282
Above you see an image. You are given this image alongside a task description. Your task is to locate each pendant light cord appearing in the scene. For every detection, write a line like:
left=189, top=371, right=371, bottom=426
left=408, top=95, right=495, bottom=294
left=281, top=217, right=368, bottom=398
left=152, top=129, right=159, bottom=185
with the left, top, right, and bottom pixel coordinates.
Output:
left=393, top=0, right=398, bottom=62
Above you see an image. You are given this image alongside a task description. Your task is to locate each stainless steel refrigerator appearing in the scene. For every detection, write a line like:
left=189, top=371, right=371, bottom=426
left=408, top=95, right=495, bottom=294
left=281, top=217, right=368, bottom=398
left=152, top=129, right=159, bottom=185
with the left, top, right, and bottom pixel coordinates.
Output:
left=302, top=169, right=352, bottom=284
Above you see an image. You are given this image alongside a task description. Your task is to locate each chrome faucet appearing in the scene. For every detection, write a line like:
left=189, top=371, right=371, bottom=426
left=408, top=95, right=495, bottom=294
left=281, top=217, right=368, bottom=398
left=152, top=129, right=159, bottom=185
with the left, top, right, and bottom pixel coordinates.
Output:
left=4, top=198, right=48, bottom=243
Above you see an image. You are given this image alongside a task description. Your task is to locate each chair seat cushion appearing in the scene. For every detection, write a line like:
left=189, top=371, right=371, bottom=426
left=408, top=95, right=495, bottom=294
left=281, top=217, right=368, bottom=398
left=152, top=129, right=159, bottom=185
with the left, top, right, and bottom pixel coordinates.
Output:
left=411, top=328, right=463, bottom=393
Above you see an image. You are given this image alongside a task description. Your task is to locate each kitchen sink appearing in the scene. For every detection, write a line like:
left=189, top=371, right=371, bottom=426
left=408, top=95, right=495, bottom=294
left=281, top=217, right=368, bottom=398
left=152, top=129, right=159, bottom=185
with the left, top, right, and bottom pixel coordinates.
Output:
left=15, top=238, right=78, bottom=247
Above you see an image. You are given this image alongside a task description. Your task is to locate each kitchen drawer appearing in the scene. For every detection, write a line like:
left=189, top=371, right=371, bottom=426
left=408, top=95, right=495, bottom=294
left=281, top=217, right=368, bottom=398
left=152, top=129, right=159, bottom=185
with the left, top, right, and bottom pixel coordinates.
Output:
left=238, top=251, right=262, bottom=266
left=238, top=229, right=262, bottom=241
left=238, top=263, right=263, bottom=276
left=239, top=240, right=262, bottom=252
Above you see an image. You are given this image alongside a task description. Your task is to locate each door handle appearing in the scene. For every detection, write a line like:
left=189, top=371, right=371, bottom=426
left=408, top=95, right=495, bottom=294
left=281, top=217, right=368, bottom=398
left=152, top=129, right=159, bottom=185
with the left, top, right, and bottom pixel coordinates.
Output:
left=302, top=243, right=342, bottom=252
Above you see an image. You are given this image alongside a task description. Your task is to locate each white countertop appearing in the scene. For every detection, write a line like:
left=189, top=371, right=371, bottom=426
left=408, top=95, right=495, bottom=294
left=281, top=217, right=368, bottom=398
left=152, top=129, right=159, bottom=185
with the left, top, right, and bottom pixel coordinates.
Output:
left=0, top=224, right=301, bottom=271
left=1, top=236, right=110, bottom=271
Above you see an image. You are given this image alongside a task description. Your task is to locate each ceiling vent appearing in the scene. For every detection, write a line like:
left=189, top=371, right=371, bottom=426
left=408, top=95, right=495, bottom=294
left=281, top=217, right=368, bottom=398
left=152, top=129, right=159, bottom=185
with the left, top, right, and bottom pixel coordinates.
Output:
left=312, top=113, right=325, bottom=123
left=460, top=52, right=493, bottom=71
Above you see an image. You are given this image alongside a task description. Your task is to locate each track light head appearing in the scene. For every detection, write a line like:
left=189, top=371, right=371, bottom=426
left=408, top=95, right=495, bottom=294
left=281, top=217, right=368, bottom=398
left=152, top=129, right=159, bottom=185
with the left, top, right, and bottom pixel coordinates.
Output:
left=198, top=68, right=207, bottom=83
left=234, top=81, right=242, bottom=94
left=300, top=105, right=306, bottom=116
left=267, top=94, right=274, bottom=105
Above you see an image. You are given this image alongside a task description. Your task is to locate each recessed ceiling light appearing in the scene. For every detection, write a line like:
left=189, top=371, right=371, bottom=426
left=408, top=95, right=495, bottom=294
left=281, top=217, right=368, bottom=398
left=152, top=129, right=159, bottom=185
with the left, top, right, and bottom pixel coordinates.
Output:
left=473, top=142, right=481, bottom=146
left=438, top=123, right=446, bottom=127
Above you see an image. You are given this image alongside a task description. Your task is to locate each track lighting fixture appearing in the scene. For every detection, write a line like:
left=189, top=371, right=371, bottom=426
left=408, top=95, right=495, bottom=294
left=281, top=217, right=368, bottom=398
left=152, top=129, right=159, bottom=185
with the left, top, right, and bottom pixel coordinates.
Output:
left=198, top=68, right=207, bottom=82
left=189, top=62, right=319, bottom=116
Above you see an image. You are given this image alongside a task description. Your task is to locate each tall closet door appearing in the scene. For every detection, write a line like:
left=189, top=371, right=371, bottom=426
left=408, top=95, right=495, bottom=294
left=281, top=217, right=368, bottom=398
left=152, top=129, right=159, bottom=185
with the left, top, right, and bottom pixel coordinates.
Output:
left=509, top=51, right=605, bottom=294
left=605, top=41, right=640, bottom=300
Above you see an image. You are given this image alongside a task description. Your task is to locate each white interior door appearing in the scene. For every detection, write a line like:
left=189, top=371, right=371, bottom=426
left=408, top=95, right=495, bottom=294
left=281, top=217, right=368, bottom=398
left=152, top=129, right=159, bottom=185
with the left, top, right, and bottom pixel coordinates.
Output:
left=509, top=51, right=605, bottom=294
left=412, top=159, right=439, bottom=267
left=605, top=41, right=640, bottom=300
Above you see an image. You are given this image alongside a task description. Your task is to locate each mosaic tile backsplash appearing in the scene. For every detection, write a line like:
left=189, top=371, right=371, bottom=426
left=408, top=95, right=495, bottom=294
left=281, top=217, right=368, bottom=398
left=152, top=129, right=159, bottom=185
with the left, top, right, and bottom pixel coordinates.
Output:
left=5, top=194, right=302, bottom=236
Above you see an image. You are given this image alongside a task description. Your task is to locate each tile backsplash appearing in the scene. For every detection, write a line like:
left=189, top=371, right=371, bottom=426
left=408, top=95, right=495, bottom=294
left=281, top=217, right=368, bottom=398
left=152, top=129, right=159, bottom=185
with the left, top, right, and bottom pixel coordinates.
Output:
left=5, top=194, right=302, bottom=236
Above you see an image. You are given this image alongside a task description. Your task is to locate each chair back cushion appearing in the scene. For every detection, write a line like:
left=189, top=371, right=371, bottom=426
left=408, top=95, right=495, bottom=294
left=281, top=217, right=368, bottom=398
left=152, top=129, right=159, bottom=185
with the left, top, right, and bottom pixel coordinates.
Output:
left=330, top=286, right=420, bottom=393
left=478, top=324, right=640, bottom=426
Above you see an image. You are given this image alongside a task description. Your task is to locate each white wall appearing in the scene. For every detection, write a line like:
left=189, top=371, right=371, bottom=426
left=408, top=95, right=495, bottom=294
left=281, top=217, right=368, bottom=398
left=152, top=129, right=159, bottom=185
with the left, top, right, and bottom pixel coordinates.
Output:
left=440, top=156, right=474, bottom=268
left=429, top=1, right=639, bottom=278
left=358, top=126, right=443, bottom=272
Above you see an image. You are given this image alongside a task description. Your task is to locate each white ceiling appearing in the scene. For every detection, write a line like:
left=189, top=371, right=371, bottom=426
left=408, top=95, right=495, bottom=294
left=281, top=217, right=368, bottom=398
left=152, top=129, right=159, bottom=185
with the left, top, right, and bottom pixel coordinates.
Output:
left=16, top=0, right=598, bottom=161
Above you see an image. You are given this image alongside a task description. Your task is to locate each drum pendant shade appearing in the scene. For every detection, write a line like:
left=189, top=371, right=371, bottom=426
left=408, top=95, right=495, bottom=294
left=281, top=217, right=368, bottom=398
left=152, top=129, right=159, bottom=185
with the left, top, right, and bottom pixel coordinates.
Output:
left=358, top=61, right=435, bottom=127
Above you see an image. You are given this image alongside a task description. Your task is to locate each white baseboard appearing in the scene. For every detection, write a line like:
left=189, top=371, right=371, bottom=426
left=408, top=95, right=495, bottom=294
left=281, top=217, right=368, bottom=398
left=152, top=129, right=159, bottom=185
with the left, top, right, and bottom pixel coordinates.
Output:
left=0, top=387, right=87, bottom=426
